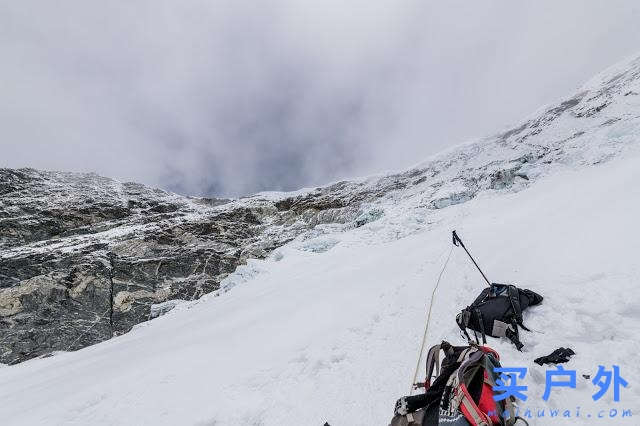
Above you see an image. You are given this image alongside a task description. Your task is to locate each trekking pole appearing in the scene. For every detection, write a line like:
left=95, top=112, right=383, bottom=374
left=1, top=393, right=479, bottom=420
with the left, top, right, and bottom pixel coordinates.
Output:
left=452, top=230, right=491, bottom=287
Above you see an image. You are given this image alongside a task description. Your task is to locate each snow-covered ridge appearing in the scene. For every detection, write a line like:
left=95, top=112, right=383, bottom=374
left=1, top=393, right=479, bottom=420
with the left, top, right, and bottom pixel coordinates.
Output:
left=1, top=53, right=640, bottom=368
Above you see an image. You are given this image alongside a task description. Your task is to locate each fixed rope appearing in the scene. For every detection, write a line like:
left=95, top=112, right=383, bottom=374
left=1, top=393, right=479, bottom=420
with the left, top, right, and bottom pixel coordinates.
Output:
left=409, top=245, right=454, bottom=394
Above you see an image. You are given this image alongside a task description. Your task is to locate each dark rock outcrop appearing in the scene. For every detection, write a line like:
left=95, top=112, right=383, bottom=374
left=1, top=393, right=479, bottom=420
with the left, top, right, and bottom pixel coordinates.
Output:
left=0, top=169, right=375, bottom=364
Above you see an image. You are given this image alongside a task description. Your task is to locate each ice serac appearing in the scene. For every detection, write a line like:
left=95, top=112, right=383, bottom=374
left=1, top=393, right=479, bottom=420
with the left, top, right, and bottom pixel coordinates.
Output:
left=1, top=54, right=639, bottom=365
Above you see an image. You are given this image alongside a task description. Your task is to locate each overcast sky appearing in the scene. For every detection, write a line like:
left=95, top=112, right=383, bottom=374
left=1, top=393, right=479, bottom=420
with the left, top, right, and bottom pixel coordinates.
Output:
left=2, top=1, right=639, bottom=197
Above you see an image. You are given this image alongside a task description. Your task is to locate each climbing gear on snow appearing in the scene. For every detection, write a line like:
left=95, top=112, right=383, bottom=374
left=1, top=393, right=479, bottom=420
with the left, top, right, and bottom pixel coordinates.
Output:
left=452, top=230, right=491, bottom=287
left=456, top=283, right=543, bottom=351
left=534, top=348, right=575, bottom=365
left=392, top=341, right=524, bottom=426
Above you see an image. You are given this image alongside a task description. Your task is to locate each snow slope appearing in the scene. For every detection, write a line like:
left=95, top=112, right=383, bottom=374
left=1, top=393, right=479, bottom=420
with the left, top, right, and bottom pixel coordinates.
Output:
left=1, top=146, right=639, bottom=425
left=2, top=57, right=640, bottom=424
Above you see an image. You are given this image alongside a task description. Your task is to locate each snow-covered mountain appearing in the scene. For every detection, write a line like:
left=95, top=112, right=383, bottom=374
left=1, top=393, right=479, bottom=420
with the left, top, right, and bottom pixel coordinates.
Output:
left=1, top=54, right=640, bottom=424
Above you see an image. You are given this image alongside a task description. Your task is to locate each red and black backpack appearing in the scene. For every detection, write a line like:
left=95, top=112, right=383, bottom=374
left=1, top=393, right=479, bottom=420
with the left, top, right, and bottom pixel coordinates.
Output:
left=390, top=341, right=527, bottom=426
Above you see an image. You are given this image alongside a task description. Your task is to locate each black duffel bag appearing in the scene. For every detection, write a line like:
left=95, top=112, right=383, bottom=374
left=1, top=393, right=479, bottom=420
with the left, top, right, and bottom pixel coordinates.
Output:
left=456, top=283, right=543, bottom=350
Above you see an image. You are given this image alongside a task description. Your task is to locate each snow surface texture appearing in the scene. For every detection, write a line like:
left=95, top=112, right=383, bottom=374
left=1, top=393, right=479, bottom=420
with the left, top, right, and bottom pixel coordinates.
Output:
left=1, top=55, right=640, bottom=424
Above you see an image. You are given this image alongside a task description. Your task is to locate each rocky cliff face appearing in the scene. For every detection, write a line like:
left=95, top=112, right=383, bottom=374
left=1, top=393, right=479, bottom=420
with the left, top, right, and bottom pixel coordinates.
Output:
left=2, top=55, right=639, bottom=365
left=0, top=168, right=382, bottom=364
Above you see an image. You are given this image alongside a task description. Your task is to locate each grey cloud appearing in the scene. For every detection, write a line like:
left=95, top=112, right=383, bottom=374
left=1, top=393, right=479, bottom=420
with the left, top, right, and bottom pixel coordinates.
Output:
left=1, top=1, right=639, bottom=196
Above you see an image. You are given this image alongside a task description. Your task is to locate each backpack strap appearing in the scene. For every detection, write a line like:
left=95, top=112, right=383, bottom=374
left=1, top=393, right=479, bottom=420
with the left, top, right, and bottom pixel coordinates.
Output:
left=507, top=285, right=533, bottom=332
left=472, top=329, right=480, bottom=345
left=507, top=285, right=523, bottom=324
left=474, top=308, right=487, bottom=344
left=508, top=285, right=531, bottom=331
left=504, top=319, right=524, bottom=351
left=456, top=310, right=473, bottom=343
left=424, top=344, right=441, bottom=388
left=459, top=392, right=491, bottom=426
left=423, top=342, right=459, bottom=389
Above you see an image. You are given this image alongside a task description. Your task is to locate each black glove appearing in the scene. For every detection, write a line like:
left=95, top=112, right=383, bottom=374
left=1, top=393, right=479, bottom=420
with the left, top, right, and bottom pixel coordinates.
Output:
left=534, top=347, right=575, bottom=365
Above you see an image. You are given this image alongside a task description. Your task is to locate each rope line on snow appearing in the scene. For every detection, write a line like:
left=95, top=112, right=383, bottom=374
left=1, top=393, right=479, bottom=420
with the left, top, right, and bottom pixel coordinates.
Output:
left=409, top=245, right=454, bottom=395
